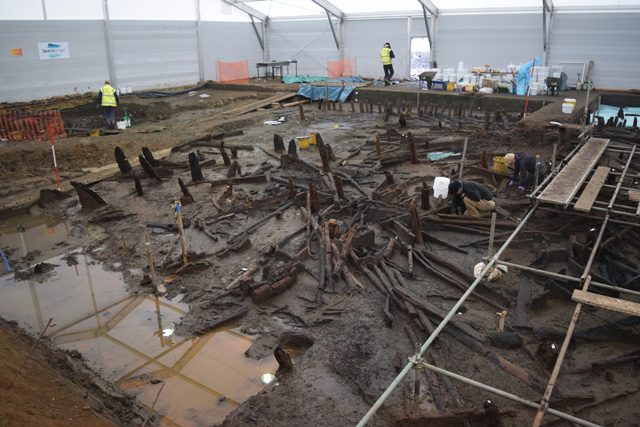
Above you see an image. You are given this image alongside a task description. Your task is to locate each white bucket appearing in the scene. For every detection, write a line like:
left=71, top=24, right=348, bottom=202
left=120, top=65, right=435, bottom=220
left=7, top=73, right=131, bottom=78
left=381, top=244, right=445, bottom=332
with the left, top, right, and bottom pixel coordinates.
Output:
left=433, top=177, right=450, bottom=199
left=562, top=103, right=574, bottom=114
left=126, top=87, right=132, bottom=93
left=116, top=121, right=127, bottom=130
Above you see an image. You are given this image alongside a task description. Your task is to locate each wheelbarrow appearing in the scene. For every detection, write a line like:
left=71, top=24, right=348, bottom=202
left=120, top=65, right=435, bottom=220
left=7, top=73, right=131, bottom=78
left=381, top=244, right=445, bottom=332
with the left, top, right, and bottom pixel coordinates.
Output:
left=545, top=76, right=561, bottom=96
left=419, top=71, right=437, bottom=89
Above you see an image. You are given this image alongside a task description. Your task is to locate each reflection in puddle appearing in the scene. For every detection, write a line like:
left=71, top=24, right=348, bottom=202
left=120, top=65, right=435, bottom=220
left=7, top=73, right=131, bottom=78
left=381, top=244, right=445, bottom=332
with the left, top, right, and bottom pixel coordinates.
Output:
left=0, top=249, right=278, bottom=426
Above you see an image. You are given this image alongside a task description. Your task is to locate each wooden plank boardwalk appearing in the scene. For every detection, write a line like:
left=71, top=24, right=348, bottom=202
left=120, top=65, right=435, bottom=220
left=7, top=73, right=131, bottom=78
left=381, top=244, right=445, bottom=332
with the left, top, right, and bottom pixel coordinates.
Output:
left=537, top=137, right=609, bottom=207
left=574, top=166, right=611, bottom=212
left=224, top=92, right=297, bottom=116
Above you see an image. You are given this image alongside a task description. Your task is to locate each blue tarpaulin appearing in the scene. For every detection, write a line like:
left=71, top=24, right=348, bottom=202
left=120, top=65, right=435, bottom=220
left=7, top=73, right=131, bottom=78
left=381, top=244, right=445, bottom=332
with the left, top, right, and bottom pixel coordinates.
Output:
left=282, top=75, right=329, bottom=83
left=427, top=152, right=460, bottom=161
left=296, top=77, right=364, bottom=103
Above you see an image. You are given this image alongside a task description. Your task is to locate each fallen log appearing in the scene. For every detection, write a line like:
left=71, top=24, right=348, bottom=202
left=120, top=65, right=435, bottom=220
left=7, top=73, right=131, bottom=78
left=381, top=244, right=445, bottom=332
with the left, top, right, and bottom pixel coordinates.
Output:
left=395, top=407, right=515, bottom=427
left=225, top=265, right=259, bottom=290
left=393, top=286, right=485, bottom=343
left=196, top=306, right=249, bottom=334
left=227, top=200, right=295, bottom=244
left=186, top=174, right=267, bottom=186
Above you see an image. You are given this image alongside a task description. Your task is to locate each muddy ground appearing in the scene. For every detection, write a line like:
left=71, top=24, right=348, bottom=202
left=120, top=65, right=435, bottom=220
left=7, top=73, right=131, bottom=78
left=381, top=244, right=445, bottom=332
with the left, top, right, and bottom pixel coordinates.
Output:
left=1, top=81, right=639, bottom=427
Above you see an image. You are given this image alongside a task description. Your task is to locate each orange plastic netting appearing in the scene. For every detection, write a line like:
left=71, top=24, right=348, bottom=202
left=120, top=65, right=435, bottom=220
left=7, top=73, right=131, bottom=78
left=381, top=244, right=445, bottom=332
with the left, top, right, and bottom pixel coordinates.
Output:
left=216, top=60, right=250, bottom=84
left=0, top=109, right=66, bottom=142
left=327, top=57, right=357, bottom=79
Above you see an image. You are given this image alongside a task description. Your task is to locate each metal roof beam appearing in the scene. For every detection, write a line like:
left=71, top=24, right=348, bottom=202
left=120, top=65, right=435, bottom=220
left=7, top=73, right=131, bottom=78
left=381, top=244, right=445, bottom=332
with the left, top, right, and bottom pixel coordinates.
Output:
left=416, top=0, right=438, bottom=17
left=222, top=0, right=268, bottom=22
left=310, top=0, right=344, bottom=19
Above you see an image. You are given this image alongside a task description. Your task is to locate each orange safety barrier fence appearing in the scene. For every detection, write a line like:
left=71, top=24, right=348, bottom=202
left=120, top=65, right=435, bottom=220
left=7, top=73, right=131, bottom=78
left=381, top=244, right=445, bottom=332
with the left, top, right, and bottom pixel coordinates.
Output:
left=216, top=60, right=250, bottom=84
left=327, top=57, right=357, bottom=79
left=0, top=109, right=67, bottom=142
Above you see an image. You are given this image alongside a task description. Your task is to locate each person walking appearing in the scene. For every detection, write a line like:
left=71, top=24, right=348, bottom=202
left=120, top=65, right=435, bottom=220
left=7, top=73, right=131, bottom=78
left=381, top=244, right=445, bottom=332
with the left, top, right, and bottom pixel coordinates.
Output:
left=448, top=180, right=496, bottom=217
left=505, top=152, right=548, bottom=190
left=97, top=80, right=119, bottom=129
left=380, top=42, right=395, bottom=86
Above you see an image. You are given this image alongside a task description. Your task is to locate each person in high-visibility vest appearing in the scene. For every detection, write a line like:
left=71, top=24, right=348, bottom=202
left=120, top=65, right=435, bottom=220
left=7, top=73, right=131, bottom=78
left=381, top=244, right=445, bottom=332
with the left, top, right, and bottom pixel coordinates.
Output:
left=96, top=80, right=120, bottom=129
left=380, top=42, right=395, bottom=86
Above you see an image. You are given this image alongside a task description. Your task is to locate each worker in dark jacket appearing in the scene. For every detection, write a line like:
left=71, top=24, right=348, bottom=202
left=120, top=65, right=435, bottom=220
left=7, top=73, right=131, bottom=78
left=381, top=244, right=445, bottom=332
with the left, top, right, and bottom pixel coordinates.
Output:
left=505, top=152, right=548, bottom=189
left=96, top=80, right=119, bottom=129
left=448, top=180, right=495, bottom=217
left=380, top=42, right=395, bottom=86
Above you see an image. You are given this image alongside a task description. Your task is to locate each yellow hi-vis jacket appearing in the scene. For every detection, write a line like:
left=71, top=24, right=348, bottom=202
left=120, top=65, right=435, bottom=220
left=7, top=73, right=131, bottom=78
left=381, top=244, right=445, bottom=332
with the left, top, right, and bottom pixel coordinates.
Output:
left=380, top=47, right=393, bottom=65
left=100, top=84, right=117, bottom=107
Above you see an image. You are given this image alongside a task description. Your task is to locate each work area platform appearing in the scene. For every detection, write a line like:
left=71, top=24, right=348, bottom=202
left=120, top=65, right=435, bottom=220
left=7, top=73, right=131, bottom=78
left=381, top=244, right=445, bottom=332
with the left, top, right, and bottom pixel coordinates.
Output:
left=536, top=137, right=610, bottom=208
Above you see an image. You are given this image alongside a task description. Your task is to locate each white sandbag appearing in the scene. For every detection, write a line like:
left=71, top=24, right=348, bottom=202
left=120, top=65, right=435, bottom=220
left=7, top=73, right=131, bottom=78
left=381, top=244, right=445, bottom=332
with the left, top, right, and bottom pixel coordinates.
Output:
left=473, top=262, right=508, bottom=281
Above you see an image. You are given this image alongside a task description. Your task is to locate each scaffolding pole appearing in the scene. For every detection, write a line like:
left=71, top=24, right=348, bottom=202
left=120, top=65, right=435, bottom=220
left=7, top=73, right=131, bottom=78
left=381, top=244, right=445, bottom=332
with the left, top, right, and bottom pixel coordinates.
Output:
left=419, top=362, right=600, bottom=427
left=357, top=205, right=539, bottom=427
left=532, top=144, right=636, bottom=426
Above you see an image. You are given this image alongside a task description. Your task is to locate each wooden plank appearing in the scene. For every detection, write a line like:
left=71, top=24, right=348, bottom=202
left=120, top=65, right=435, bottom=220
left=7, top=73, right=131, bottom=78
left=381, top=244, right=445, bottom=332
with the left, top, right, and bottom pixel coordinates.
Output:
left=572, top=289, right=640, bottom=316
left=537, top=138, right=609, bottom=207
left=574, top=166, right=611, bottom=212
left=224, top=92, right=297, bottom=116
left=629, top=189, right=640, bottom=202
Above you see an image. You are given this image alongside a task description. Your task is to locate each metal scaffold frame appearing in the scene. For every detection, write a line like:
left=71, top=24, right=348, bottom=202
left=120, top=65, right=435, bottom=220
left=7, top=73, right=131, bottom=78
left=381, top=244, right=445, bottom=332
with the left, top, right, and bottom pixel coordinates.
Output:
left=358, top=136, right=640, bottom=427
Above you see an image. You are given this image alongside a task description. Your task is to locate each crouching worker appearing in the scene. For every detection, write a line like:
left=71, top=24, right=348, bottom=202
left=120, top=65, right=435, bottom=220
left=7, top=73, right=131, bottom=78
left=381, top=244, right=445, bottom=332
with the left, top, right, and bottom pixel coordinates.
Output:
left=449, top=180, right=495, bottom=218
left=505, top=152, right=548, bottom=190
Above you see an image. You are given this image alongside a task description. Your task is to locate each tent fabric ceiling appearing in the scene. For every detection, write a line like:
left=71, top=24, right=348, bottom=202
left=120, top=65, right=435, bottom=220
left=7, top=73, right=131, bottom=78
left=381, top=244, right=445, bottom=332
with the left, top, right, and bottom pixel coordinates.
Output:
left=242, top=0, right=640, bottom=18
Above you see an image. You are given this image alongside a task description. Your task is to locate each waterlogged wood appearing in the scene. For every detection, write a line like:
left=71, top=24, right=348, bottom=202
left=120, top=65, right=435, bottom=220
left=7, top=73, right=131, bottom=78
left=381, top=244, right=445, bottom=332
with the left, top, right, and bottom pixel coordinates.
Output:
left=196, top=307, right=249, bottom=334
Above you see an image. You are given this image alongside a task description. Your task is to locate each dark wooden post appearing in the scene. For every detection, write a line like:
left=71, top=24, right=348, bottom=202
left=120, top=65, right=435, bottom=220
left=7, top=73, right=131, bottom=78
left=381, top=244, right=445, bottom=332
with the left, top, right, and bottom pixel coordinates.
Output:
left=114, top=147, right=134, bottom=176
left=288, top=139, right=298, bottom=158
left=189, top=152, right=204, bottom=182
left=274, top=133, right=285, bottom=152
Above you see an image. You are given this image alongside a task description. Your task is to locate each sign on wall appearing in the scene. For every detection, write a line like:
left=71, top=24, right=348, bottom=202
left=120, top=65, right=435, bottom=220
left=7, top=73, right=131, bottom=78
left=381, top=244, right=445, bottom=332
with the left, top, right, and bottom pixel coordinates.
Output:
left=38, top=42, right=70, bottom=60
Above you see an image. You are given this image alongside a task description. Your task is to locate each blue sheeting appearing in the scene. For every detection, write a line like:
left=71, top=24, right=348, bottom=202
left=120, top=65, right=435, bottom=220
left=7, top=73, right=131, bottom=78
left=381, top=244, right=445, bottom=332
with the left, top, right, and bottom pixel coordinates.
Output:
left=296, top=77, right=364, bottom=103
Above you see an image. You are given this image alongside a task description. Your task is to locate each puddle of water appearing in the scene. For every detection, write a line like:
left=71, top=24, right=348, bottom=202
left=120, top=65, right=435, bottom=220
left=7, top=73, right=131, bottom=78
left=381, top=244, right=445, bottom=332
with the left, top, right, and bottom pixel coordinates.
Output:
left=0, top=215, right=73, bottom=275
left=0, top=241, right=278, bottom=426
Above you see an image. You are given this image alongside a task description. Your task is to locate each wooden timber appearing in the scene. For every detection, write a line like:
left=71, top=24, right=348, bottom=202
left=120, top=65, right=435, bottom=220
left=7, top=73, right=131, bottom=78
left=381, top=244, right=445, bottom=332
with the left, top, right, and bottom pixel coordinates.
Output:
left=224, top=92, right=297, bottom=116
left=537, top=138, right=609, bottom=207
left=574, top=166, right=610, bottom=212
left=572, top=289, right=640, bottom=316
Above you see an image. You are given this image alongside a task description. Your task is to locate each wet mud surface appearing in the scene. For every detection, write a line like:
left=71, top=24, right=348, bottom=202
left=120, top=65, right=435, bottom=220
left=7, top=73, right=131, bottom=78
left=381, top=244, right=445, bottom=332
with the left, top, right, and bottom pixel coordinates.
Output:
left=1, top=82, right=640, bottom=426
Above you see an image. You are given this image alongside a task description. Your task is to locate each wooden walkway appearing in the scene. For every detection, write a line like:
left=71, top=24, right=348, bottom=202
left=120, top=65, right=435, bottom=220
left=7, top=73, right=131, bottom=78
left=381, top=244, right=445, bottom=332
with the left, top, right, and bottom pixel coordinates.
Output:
left=224, top=92, right=297, bottom=116
left=537, top=137, right=610, bottom=208
left=573, top=166, right=611, bottom=212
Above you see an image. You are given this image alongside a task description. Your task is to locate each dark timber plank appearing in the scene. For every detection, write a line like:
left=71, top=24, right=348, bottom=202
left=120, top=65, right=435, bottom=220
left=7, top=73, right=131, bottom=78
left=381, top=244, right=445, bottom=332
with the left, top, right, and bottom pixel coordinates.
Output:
left=574, top=166, right=611, bottom=212
left=537, top=138, right=609, bottom=207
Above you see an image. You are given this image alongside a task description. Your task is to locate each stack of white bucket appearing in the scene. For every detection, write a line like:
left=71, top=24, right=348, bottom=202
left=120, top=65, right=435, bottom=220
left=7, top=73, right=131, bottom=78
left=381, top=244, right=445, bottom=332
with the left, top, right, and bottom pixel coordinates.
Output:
left=530, top=66, right=549, bottom=95
left=432, top=62, right=474, bottom=88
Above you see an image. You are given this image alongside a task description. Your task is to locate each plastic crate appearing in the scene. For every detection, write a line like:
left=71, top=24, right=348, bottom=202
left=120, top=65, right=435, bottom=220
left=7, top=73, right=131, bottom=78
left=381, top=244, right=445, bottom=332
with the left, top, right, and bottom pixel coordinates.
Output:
left=432, top=80, right=446, bottom=90
left=446, top=82, right=455, bottom=91
left=464, top=84, right=475, bottom=92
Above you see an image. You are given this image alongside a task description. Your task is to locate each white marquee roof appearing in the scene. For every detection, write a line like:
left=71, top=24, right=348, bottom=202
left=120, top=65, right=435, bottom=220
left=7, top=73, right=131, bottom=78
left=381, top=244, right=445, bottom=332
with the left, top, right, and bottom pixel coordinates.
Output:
left=2, top=0, right=639, bottom=21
